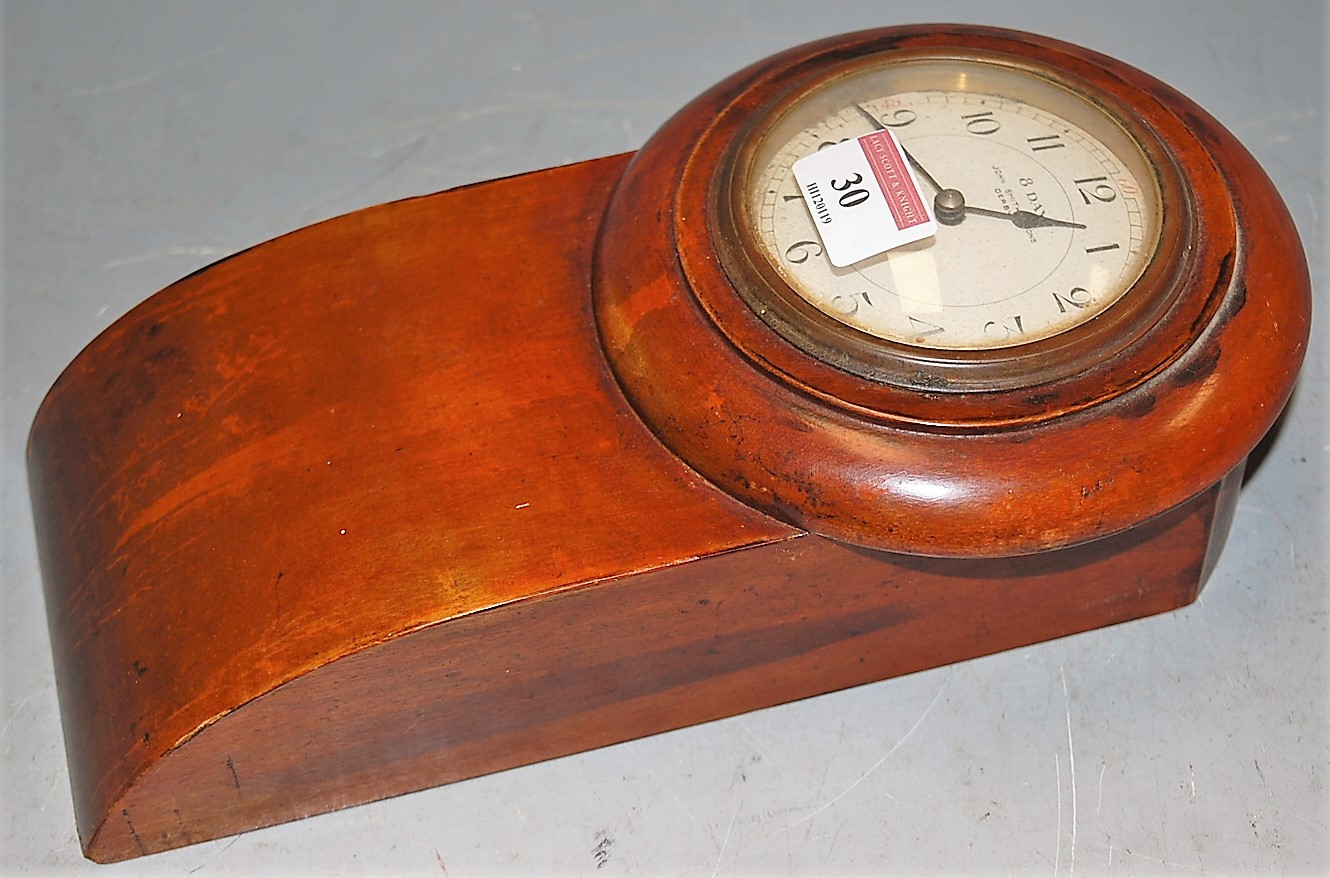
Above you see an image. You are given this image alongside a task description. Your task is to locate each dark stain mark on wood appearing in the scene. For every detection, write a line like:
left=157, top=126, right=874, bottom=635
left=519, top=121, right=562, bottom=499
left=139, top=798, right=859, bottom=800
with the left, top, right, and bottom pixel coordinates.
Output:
left=122, top=809, right=147, bottom=855
left=1118, top=390, right=1157, bottom=419
left=173, top=808, right=194, bottom=843
left=1173, top=345, right=1222, bottom=386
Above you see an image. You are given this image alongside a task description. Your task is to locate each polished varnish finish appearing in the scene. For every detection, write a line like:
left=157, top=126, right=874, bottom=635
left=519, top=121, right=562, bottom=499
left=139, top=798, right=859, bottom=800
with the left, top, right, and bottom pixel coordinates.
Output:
left=29, top=26, right=1309, bottom=863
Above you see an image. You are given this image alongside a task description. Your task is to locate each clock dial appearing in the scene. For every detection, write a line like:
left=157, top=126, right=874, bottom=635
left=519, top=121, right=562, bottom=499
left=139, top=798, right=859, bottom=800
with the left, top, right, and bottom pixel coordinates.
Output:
left=742, top=60, right=1162, bottom=351
left=599, top=23, right=1301, bottom=552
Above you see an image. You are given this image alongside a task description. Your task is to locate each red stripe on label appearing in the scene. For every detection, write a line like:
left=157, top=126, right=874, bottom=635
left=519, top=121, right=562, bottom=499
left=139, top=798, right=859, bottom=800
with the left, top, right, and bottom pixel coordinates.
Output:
left=859, top=132, right=929, bottom=231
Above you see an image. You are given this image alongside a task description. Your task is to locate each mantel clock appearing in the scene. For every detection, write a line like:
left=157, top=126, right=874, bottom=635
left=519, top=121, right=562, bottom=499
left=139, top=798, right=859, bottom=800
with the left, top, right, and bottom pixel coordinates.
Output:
left=28, top=26, right=1310, bottom=861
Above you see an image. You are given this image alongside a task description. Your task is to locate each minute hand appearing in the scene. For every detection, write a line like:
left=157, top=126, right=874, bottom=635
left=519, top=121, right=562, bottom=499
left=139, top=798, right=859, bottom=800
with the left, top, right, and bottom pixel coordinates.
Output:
left=965, top=206, right=1086, bottom=230
left=848, top=103, right=945, bottom=193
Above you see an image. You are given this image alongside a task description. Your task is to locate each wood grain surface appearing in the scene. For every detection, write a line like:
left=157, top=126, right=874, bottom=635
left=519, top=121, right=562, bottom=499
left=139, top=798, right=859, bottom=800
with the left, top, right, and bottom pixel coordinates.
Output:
left=29, top=154, right=792, bottom=859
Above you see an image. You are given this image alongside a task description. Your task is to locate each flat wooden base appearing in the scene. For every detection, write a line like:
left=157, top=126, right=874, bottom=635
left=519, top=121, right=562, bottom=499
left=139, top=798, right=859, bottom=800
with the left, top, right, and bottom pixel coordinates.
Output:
left=29, top=153, right=1239, bottom=862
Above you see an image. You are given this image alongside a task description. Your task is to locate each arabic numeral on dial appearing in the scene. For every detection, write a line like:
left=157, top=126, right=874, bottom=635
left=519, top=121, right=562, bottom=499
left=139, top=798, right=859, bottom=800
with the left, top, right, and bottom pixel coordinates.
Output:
left=784, top=240, right=823, bottom=264
left=830, top=291, right=874, bottom=316
left=907, top=316, right=945, bottom=337
left=962, top=110, right=1001, bottom=135
left=1052, top=287, right=1093, bottom=313
left=882, top=108, right=917, bottom=127
left=983, top=315, right=1025, bottom=339
left=1074, top=176, right=1118, bottom=204
left=831, top=173, right=870, bottom=208
left=817, top=137, right=852, bottom=151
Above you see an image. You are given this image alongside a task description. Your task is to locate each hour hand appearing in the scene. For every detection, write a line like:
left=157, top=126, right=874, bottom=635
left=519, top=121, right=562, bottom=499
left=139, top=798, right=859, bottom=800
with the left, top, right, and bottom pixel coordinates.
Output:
left=966, top=205, right=1086, bottom=230
left=1009, top=209, right=1086, bottom=230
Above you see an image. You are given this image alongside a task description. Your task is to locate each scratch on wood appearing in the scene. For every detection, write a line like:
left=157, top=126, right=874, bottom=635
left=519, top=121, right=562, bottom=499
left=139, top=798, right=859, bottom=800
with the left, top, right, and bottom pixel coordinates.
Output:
left=274, top=570, right=285, bottom=626
left=226, top=755, right=241, bottom=789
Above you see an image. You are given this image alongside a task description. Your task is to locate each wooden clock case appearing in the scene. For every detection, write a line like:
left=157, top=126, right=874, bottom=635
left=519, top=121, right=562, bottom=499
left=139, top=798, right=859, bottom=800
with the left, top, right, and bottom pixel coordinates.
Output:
left=27, top=25, right=1310, bottom=862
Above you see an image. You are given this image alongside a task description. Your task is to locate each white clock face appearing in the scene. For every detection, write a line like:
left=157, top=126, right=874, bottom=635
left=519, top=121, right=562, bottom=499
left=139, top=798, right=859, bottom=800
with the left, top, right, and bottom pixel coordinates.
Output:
left=744, top=60, right=1162, bottom=351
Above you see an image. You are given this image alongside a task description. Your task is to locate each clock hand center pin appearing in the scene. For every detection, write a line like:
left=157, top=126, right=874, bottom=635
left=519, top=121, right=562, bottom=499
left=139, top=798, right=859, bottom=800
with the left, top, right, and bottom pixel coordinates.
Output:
left=847, top=103, right=1084, bottom=231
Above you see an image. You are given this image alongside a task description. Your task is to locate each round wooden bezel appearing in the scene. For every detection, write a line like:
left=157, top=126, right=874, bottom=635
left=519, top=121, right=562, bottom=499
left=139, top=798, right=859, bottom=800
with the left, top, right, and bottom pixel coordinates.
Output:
left=592, top=25, right=1310, bottom=557
left=703, top=53, right=1192, bottom=421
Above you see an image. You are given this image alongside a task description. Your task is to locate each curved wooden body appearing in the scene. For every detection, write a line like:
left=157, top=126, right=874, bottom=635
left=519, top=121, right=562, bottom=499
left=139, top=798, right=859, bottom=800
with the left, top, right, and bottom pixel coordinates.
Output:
left=29, top=26, right=1308, bottom=864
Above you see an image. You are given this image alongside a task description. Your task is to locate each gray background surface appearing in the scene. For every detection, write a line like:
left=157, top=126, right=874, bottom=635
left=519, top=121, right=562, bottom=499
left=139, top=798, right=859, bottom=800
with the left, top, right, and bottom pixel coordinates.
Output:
left=2, top=2, right=1325, bottom=874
